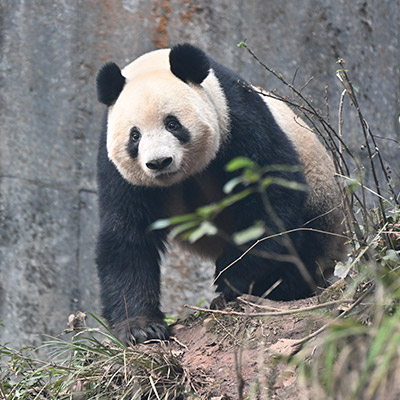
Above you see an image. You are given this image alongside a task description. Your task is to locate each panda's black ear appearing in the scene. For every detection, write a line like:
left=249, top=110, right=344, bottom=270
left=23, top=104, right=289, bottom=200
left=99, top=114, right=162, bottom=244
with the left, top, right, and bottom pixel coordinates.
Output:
left=96, top=62, right=126, bottom=106
left=169, top=44, right=210, bottom=85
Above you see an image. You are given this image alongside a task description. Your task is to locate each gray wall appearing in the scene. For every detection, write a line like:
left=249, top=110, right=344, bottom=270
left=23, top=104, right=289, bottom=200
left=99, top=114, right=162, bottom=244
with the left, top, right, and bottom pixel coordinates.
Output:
left=1, top=0, right=398, bottom=348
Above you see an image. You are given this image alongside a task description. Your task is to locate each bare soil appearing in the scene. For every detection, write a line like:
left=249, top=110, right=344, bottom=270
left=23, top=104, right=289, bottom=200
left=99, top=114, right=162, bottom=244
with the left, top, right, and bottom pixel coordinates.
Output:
left=161, top=295, right=330, bottom=399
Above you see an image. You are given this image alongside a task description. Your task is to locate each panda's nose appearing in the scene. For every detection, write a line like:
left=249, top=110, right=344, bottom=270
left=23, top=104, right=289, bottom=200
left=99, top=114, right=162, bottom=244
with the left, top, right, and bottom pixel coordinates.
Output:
left=146, top=157, right=173, bottom=171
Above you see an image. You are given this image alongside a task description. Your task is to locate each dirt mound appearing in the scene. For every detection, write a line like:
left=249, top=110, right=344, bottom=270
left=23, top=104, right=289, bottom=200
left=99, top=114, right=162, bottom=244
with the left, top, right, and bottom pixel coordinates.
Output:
left=164, top=295, right=328, bottom=398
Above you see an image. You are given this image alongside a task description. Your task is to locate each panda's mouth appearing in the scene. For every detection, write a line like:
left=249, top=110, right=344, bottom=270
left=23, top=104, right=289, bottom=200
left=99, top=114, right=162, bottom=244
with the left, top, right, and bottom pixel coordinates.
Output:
left=154, top=170, right=179, bottom=179
left=151, top=169, right=182, bottom=183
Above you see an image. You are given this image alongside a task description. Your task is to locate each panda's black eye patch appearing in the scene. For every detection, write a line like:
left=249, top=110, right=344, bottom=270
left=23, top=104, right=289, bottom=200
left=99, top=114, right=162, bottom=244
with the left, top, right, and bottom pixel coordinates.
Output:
left=127, top=127, right=141, bottom=158
left=165, top=115, right=181, bottom=131
left=164, top=115, right=190, bottom=143
left=130, top=127, right=141, bottom=142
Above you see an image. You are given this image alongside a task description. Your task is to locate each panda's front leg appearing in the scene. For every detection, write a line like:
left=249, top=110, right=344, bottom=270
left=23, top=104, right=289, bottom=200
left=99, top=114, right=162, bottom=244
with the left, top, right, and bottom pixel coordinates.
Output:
left=96, top=228, right=169, bottom=345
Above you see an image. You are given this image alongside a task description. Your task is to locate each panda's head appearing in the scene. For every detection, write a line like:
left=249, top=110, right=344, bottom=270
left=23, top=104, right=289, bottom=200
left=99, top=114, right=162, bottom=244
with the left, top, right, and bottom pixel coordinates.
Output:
left=96, top=44, right=229, bottom=187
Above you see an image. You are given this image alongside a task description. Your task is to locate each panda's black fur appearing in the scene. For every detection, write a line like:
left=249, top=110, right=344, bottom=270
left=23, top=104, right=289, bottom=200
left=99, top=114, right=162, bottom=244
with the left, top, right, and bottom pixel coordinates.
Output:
left=96, top=44, right=343, bottom=344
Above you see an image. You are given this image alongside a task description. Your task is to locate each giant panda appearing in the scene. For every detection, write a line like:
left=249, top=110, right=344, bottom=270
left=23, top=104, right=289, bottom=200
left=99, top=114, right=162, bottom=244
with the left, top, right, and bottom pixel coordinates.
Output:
left=96, top=43, right=345, bottom=344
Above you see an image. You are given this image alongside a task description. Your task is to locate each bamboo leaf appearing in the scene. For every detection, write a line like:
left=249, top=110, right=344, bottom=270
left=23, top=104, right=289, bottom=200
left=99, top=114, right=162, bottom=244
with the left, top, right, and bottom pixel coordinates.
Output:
left=225, top=157, right=258, bottom=172
left=220, top=188, right=253, bottom=208
left=188, top=221, right=218, bottom=243
left=170, top=221, right=201, bottom=239
left=233, top=222, right=265, bottom=245
left=223, top=176, right=245, bottom=194
left=149, top=218, right=171, bottom=231
left=263, top=177, right=307, bottom=191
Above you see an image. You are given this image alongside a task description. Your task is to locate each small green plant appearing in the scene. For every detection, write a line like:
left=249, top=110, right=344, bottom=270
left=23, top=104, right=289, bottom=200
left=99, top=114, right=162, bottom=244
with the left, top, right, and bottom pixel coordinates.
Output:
left=151, top=157, right=305, bottom=247
left=290, top=253, right=400, bottom=400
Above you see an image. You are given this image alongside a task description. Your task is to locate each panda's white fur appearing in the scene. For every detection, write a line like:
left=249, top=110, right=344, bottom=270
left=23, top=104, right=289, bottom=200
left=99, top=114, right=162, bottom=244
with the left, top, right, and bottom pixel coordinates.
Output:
left=263, top=96, right=341, bottom=213
left=106, top=49, right=230, bottom=187
left=262, top=95, right=344, bottom=270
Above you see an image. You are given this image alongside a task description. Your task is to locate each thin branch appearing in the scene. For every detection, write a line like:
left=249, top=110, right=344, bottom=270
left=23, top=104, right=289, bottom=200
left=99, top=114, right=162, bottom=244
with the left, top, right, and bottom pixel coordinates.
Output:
left=212, top=227, right=348, bottom=286
left=324, top=85, right=330, bottom=124
left=0, top=384, right=9, bottom=400
left=337, top=62, right=390, bottom=220
left=238, top=297, right=353, bottom=312
left=291, top=67, right=299, bottom=86
left=337, top=174, right=396, bottom=207
left=234, top=349, right=245, bottom=399
left=299, top=76, right=314, bottom=93
left=291, top=286, right=372, bottom=347
left=338, top=88, right=346, bottom=173
left=184, top=298, right=353, bottom=317
left=373, top=135, right=400, bottom=146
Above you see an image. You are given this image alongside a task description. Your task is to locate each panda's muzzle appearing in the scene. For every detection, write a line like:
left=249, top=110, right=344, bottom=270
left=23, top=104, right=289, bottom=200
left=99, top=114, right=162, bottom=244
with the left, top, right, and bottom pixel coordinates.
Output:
left=146, top=157, right=173, bottom=171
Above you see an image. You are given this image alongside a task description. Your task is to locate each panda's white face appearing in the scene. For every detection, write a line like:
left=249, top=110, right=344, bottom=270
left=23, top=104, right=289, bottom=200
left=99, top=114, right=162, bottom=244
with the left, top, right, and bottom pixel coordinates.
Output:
left=106, top=50, right=229, bottom=187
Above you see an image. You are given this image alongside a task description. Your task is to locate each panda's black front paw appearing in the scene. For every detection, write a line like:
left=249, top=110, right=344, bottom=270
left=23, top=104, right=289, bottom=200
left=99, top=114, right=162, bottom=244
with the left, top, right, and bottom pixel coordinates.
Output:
left=113, top=316, right=170, bottom=345
left=210, top=293, right=229, bottom=310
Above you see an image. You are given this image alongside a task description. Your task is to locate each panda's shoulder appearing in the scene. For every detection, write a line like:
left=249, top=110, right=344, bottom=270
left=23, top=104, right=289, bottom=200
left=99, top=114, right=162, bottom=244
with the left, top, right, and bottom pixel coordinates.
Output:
left=209, top=58, right=243, bottom=98
left=209, top=58, right=274, bottom=120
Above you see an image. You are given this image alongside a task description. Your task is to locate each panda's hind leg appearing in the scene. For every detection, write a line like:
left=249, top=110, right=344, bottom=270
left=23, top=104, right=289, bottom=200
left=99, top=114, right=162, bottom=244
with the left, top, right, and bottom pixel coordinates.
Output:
left=214, top=241, right=318, bottom=301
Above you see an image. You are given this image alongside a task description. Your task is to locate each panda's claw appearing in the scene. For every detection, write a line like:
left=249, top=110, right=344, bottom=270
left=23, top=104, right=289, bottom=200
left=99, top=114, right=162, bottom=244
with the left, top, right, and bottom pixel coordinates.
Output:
left=114, top=316, right=170, bottom=346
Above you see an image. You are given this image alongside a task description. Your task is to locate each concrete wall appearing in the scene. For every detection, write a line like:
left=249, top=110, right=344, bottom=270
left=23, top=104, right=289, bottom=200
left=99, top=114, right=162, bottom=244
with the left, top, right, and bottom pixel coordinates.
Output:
left=1, top=0, right=398, bottom=348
